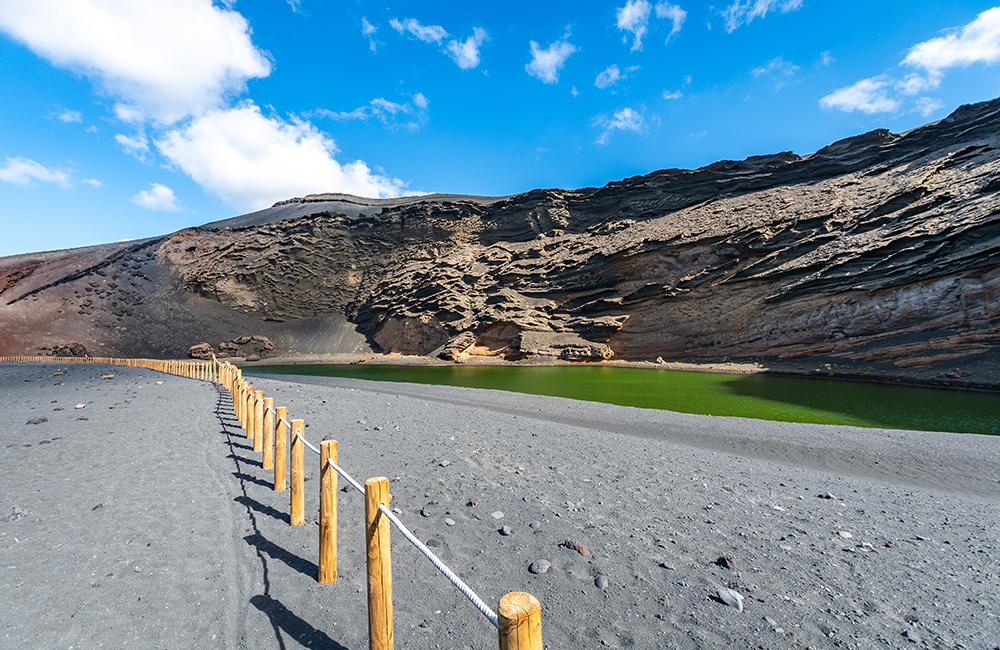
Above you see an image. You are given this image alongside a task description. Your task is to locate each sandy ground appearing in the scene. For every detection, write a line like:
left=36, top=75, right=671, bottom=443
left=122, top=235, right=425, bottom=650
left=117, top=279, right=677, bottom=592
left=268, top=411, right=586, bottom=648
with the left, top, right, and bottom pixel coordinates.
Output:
left=1, top=362, right=998, bottom=649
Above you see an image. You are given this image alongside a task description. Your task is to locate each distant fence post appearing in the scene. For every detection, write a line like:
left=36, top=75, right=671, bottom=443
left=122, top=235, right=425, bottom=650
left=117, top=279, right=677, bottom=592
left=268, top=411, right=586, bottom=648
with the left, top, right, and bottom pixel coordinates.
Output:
left=275, top=407, right=288, bottom=492
left=262, top=397, right=274, bottom=470
left=497, top=592, right=543, bottom=650
left=290, top=419, right=305, bottom=526
left=253, top=390, right=264, bottom=452
left=365, top=477, right=393, bottom=650
left=245, top=385, right=255, bottom=439
left=319, top=439, right=338, bottom=584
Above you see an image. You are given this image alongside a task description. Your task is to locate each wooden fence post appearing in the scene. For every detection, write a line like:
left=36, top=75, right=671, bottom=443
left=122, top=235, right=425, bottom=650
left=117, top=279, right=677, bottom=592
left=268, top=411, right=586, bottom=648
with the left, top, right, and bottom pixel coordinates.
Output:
left=290, top=419, right=305, bottom=526
left=275, top=407, right=288, bottom=492
left=497, top=592, right=543, bottom=650
left=365, top=477, right=393, bottom=650
left=253, top=391, right=264, bottom=452
left=262, top=397, right=274, bottom=470
left=246, top=385, right=255, bottom=439
left=319, top=440, right=338, bottom=584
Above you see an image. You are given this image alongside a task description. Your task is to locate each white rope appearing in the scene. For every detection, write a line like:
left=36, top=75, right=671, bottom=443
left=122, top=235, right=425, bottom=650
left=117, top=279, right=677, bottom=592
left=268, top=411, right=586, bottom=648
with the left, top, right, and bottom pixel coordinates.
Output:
left=301, top=436, right=320, bottom=455
left=278, top=417, right=290, bottom=429
left=377, top=502, right=498, bottom=628
left=327, top=458, right=364, bottom=494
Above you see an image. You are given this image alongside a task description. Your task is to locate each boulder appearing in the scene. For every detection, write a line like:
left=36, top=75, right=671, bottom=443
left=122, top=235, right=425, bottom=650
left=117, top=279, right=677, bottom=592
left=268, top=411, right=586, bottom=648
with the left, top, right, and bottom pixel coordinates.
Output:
left=189, top=342, right=214, bottom=360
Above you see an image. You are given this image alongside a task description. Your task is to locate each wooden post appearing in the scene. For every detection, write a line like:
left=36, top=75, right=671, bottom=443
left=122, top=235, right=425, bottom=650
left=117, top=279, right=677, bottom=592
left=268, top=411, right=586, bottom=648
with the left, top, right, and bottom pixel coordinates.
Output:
left=365, top=477, right=393, bottom=650
left=253, top=390, right=264, bottom=452
left=319, top=439, right=338, bottom=584
left=246, top=385, right=255, bottom=439
left=497, top=592, right=543, bottom=650
left=290, top=419, right=305, bottom=526
left=262, top=397, right=274, bottom=470
left=274, top=406, right=288, bottom=491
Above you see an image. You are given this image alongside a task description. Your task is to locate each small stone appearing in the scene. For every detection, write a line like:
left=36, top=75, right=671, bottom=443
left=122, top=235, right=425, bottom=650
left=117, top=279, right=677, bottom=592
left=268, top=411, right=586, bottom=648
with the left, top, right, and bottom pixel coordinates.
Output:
left=764, top=615, right=778, bottom=627
left=560, top=539, right=591, bottom=556
left=134, top=566, right=141, bottom=573
left=425, top=538, right=441, bottom=548
left=817, top=492, right=836, bottom=500
left=91, top=503, right=103, bottom=511
left=779, top=544, right=793, bottom=551
left=528, top=560, right=551, bottom=575
left=445, top=518, right=456, bottom=526
left=439, top=460, right=450, bottom=467
left=74, top=403, right=86, bottom=409
left=716, top=588, right=744, bottom=612
left=499, top=525, right=512, bottom=536
left=2, top=506, right=28, bottom=522
left=838, top=531, right=853, bottom=539
left=595, top=575, right=609, bottom=589
left=155, top=381, right=162, bottom=385
left=529, top=520, right=541, bottom=529
left=715, top=556, right=736, bottom=570
left=26, top=417, right=48, bottom=425
left=420, top=507, right=433, bottom=518
left=491, top=511, right=504, bottom=520
left=466, top=500, right=479, bottom=507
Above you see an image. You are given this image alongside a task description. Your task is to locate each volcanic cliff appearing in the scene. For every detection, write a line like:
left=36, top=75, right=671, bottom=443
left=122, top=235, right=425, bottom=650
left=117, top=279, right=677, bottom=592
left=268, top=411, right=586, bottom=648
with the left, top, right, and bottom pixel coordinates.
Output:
left=2, top=98, right=1000, bottom=374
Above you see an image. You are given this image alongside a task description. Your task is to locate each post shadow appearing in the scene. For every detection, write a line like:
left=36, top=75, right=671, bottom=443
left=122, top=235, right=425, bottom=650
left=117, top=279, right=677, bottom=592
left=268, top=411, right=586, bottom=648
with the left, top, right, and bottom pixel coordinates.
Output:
left=244, top=532, right=319, bottom=580
left=235, top=494, right=291, bottom=525
left=250, top=593, right=350, bottom=650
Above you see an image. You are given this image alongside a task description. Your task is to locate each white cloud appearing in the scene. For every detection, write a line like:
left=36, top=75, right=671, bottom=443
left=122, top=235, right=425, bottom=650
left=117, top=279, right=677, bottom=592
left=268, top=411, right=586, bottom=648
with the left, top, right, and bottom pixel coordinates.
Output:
left=617, top=0, right=651, bottom=51
left=0, top=156, right=72, bottom=189
left=0, top=0, right=272, bottom=124
left=310, top=94, right=429, bottom=131
left=390, top=17, right=448, bottom=44
left=595, top=64, right=622, bottom=89
left=286, top=0, right=301, bottom=13
left=751, top=55, right=800, bottom=87
left=156, top=102, right=412, bottom=210
left=361, top=17, right=380, bottom=52
left=595, top=107, right=645, bottom=144
left=655, top=3, right=687, bottom=42
left=115, top=132, right=149, bottom=158
left=819, top=77, right=900, bottom=114
left=571, top=86, right=580, bottom=97
left=131, top=182, right=182, bottom=211
left=663, top=90, right=683, bottom=99
left=526, top=33, right=576, bottom=84
left=903, top=7, right=1000, bottom=73
left=56, top=108, right=82, bottom=123
left=913, top=97, right=945, bottom=117
left=721, top=0, right=802, bottom=33
left=447, top=27, right=489, bottom=69
left=895, top=72, right=940, bottom=96
left=81, top=178, right=102, bottom=187
left=820, top=50, right=834, bottom=66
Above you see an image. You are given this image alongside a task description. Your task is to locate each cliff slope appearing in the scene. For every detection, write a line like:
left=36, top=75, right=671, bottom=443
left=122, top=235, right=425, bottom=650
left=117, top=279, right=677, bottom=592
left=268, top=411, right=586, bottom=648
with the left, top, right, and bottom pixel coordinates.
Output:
left=2, top=98, right=1000, bottom=373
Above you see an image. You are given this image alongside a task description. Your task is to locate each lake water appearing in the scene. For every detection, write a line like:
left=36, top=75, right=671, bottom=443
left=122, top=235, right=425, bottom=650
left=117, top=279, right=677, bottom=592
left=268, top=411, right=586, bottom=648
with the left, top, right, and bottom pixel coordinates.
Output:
left=247, top=364, right=1000, bottom=435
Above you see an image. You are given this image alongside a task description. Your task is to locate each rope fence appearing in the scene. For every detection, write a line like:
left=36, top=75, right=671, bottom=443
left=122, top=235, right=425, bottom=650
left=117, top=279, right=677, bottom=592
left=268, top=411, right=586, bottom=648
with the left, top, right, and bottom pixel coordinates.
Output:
left=1, top=353, right=542, bottom=650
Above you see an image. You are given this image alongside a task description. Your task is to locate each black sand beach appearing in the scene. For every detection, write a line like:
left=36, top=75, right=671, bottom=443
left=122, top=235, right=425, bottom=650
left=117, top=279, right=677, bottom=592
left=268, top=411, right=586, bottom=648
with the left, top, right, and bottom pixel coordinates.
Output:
left=2, top=362, right=998, bottom=649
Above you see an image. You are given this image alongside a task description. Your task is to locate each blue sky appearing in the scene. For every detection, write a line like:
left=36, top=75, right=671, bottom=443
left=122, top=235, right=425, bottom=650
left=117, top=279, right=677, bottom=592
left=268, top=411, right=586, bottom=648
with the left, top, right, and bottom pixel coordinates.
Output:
left=1, top=0, right=1000, bottom=257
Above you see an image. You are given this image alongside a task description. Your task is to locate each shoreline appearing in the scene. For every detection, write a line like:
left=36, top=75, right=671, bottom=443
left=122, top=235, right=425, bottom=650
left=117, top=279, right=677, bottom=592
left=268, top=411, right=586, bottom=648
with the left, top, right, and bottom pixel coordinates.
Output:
left=233, top=352, right=1000, bottom=395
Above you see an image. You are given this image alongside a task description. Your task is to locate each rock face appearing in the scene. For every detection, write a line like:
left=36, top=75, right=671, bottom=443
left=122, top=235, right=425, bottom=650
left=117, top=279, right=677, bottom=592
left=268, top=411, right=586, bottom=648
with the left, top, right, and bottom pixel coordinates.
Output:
left=2, top=98, right=1000, bottom=366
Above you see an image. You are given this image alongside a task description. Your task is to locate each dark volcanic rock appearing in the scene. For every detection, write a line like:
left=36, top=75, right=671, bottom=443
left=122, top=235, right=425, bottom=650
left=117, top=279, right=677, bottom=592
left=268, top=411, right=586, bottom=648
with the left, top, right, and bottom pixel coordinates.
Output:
left=2, top=98, right=1000, bottom=366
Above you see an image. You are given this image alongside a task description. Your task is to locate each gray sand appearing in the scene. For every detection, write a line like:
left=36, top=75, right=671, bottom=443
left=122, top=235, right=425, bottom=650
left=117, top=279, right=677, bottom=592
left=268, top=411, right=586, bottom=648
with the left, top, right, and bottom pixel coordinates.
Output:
left=1, top=362, right=998, bottom=649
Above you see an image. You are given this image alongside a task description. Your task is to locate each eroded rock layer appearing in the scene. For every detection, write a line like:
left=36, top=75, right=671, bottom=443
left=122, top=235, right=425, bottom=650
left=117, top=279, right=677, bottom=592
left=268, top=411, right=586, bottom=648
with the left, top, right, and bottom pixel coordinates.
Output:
left=2, top=98, right=1000, bottom=367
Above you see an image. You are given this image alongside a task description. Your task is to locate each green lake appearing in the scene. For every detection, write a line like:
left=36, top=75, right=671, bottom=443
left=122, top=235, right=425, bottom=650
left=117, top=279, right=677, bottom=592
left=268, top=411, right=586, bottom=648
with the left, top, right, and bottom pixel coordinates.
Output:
left=247, top=364, right=1000, bottom=435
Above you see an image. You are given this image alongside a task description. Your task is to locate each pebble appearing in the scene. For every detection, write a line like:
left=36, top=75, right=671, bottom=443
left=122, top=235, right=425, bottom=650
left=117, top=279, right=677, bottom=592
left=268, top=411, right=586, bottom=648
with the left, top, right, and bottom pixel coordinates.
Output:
left=595, top=575, right=609, bottom=589
left=715, top=556, right=736, bottom=570
left=26, top=417, right=48, bottom=425
left=445, top=518, right=456, bottom=526
left=838, top=531, right=853, bottom=539
left=439, top=460, right=450, bottom=467
left=529, top=520, right=541, bottom=530
left=817, top=492, right=837, bottom=500
left=499, top=525, right=512, bottom=536
left=528, top=560, right=551, bottom=575
left=560, top=539, right=591, bottom=556
left=425, top=538, right=441, bottom=548
left=420, top=507, right=433, bottom=518
left=491, top=511, right=504, bottom=520
left=2, top=506, right=27, bottom=522
left=74, top=403, right=86, bottom=409
left=716, top=588, right=744, bottom=612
